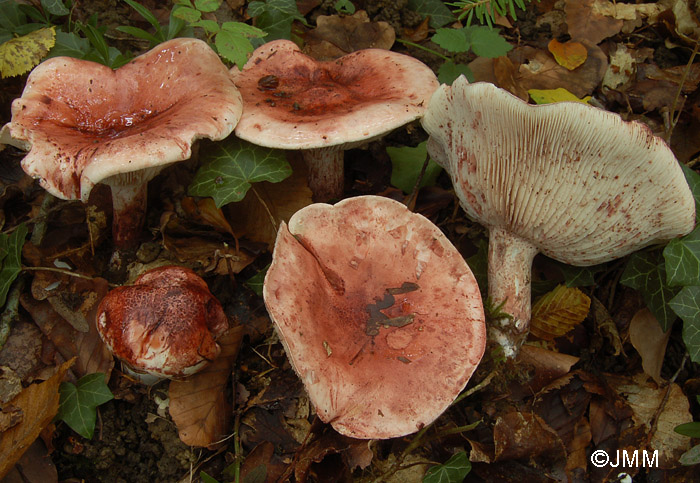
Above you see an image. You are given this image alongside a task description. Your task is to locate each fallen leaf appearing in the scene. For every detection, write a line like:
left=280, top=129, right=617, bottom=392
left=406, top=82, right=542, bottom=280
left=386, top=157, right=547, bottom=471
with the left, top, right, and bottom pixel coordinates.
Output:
left=602, top=43, right=636, bottom=89
left=530, top=285, right=591, bottom=340
left=0, top=27, right=56, bottom=79
left=629, top=308, right=670, bottom=384
left=565, top=0, right=623, bottom=44
left=162, top=234, right=255, bottom=275
left=0, top=320, right=43, bottom=381
left=492, top=55, right=528, bottom=100
left=169, top=325, right=246, bottom=448
left=403, top=15, right=430, bottom=42
left=494, top=411, right=567, bottom=461
left=239, top=442, right=288, bottom=483
left=294, top=429, right=372, bottom=481
left=0, top=358, right=74, bottom=479
left=548, top=39, right=588, bottom=70
left=304, top=10, right=395, bottom=60
left=0, top=366, right=22, bottom=404
left=181, top=196, right=237, bottom=238
left=2, top=438, right=58, bottom=483
left=516, top=345, right=579, bottom=395
left=528, top=87, right=592, bottom=104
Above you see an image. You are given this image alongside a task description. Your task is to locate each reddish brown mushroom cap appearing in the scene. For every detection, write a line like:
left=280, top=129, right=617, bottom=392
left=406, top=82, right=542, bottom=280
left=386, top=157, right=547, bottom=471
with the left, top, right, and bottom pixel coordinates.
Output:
left=263, top=196, right=485, bottom=439
left=96, top=266, right=229, bottom=379
left=7, top=38, right=242, bottom=247
left=231, top=40, right=439, bottom=201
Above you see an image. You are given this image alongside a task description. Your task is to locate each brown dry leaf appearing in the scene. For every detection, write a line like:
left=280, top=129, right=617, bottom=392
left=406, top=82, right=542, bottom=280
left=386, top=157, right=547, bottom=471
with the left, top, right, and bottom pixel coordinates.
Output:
left=508, top=42, right=608, bottom=98
left=516, top=345, right=579, bottom=395
left=494, top=411, right=567, bottom=461
left=565, top=0, right=623, bottom=44
left=181, top=196, right=236, bottom=237
left=565, top=417, right=592, bottom=481
left=530, top=285, right=591, bottom=341
left=0, top=358, right=74, bottom=479
left=403, top=15, right=430, bottom=42
left=629, top=308, right=670, bottom=384
left=162, top=234, right=255, bottom=275
left=548, top=39, right=588, bottom=70
left=2, top=438, right=58, bottom=483
left=227, top=154, right=313, bottom=250
left=492, top=56, right=528, bottom=99
left=667, top=0, right=700, bottom=40
left=304, top=11, right=395, bottom=60
left=606, top=373, right=691, bottom=468
left=602, top=43, right=636, bottom=90
left=294, top=430, right=373, bottom=481
left=239, top=441, right=288, bottom=483
left=0, top=320, right=43, bottom=381
left=169, top=325, right=246, bottom=448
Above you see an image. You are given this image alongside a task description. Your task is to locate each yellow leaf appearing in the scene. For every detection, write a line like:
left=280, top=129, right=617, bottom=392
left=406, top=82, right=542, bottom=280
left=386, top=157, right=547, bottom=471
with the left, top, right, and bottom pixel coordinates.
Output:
left=547, top=38, right=587, bottom=70
left=528, top=88, right=592, bottom=105
left=530, top=285, right=591, bottom=341
left=0, top=27, right=56, bottom=79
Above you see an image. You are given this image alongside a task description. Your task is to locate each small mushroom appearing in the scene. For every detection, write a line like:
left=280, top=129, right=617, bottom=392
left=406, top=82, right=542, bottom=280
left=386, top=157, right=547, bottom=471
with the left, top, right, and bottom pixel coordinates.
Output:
left=422, top=79, right=696, bottom=357
left=5, top=38, right=242, bottom=249
left=96, top=265, right=229, bottom=380
left=263, top=196, right=485, bottom=439
left=231, top=40, right=439, bottom=201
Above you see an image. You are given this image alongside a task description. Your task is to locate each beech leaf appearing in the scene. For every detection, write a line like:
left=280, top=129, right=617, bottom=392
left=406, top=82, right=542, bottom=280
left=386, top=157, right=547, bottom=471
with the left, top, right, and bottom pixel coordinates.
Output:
left=189, top=138, right=292, bottom=208
left=530, top=285, right=591, bottom=340
left=0, top=26, right=56, bottom=78
left=547, top=39, right=587, bottom=70
left=528, top=87, right=592, bottom=105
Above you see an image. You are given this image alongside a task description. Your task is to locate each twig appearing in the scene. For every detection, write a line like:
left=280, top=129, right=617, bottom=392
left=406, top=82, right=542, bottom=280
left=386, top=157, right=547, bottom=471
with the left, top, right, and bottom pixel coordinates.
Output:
left=250, top=185, right=278, bottom=233
left=664, top=40, right=699, bottom=142
left=22, top=266, right=119, bottom=287
left=405, top=154, right=430, bottom=211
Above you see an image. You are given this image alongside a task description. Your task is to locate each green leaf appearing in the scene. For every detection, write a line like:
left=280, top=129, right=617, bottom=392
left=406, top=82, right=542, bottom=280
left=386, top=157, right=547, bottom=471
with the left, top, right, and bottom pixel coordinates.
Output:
left=680, top=444, right=700, bottom=466
left=334, top=0, right=355, bottom=14
left=437, top=60, right=474, bottom=85
left=388, top=141, right=442, bottom=193
left=664, top=225, right=700, bottom=287
left=173, top=5, right=202, bottom=23
left=200, top=471, right=220, bottom=483
left=215, top=29, right=254, bottom=69
left=675, top=422, right=700, bottom=438
left=221, top=21, right=266, bottom=38
left=0, top=0, right=26, bottom=31
left=407, top=0, right=456, bottom=28
left=41, top=0, right=69, bottom=16
left=244, top=264, right=270, bottom=297
left=0, top=224, right=27, bottom=308
left=191, top=19, right=220, bottom=33
left=195, top=0, right=222, bottom=12
left=432, top=28, right=470, bottom=53
left=189, top=138, right=292, bottom=208
left=466, top=25, right=512, bottom=58
left=669, top=286, right=700, bottom=363
left=56, top=373, right=114, bottom=439
left=621, top=250, right=678, bottom=331
left=681, top=164, right=700, bottom=222
left=115, top=25, right=162, bottom=45
left=555, top=261, right=605, bottom=287
left=123, top=0, right=164, bottom=38
left=423, top=451, right=471, bottom=483
left=47, top=30, right=89, bottom=58
left=466, top=238, right=488, bottom=294
left=247, top=0, right=304, bottom=41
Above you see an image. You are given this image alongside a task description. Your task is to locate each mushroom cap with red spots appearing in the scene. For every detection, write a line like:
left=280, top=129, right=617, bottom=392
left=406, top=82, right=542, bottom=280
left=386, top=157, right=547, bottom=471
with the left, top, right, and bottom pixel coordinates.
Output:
left=231, top=39, right=439, bottom=150
left=422, top=79, right=695, bottom=265
left=96, top=266, right=229, bottom=379
left=7, top=38, right=242, bottom=201
left=263, top=196, right=485, bottom=439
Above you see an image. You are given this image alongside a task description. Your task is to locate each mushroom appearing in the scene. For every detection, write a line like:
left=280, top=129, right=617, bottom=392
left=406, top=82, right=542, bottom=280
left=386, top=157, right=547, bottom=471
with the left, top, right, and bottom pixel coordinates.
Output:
left=263, top=196, right=485, bottom=439
left=5, top=38, right=242, bottom=249
left=230, top=40, right=439, bottom=201
left=96, top=265, right=229, bottom=380
left=421, top=79, right=696, bottom=358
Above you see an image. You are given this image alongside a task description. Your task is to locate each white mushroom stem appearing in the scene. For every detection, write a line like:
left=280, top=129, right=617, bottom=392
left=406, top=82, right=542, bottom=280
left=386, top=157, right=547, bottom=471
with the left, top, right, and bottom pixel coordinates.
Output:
left=302, top=146, right=344, bottom=202
left=487, top=226, right=539, bottom=359
left=107, top=181, right=148, bottom=250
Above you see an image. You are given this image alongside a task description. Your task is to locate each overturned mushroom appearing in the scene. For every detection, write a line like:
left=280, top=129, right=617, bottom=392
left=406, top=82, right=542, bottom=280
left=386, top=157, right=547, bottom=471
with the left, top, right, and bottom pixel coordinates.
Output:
left=5, top=38, right=242, bottom=248
left=422, top=79, right=695, bottom=358
left=96, top=265, right=229, bottom=380
left=231, top=40, right=439, bottom=201
left=263, top=196, right=485, bottom=439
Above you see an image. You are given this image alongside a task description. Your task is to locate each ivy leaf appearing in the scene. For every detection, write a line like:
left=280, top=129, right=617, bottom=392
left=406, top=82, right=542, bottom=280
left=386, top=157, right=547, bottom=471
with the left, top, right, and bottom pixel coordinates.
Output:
left=437, top=60, right=474, bottom=85
left=664, top=225, right=700, bottom=287
left=423, top=451, right=471, bottom=483
left=189, top=138, right=292, bottom=208
left=407, top=0, right=456, bottom=28
left=681, top=164, right=700, bottom=222
left=247, top=0, right=304, bottom=41
left=244, top=264, right=270, bottom=297
left=387, top=141, right=442, bottom=193
left=432, top=28, right=470, bottom=53
left=0, top=26, right=55, bottom=78
left=56, top=373, right=114, bottom=439
left=466, top=26, right=512, bottom=58
left=555, top=261, right=605, bottom=287
left=621, top=250, right=678, bottom=331
left=669, top=286, right=700, bottom=363
left=0, top=223, right=27, bottom=308
left=41, top=0, right=69, bottom=16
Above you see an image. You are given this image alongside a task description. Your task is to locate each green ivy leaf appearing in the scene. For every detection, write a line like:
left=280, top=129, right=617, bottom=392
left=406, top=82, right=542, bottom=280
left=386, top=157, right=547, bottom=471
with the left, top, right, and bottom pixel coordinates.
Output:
left=0, top=223, right=27, bottom=308
left=466, top=26, right=512, bottom=58
left=621, top=250, right=678, bottom=331
left=664, top=225, right=700, bottom=287
left=680, top=444, right=700, bottom=466
left=669, top=286, right=700, bottom=363
left=555, top=261, right=605, bottom=287
left=675, top=422, right=700, bottom=438
left=407, top=0, right=456, bottom=28
left=189, top=138, right=292, bottom=208
left=387, top=141, right=442, bottom=193
left=41, top=0, right=69, bottom=16
left=681, top=164, right=700, bottom=222
left=247, top=0, right=304, bottom=41
left=423, top=451, right=471, bottom=483
left=432, top=28, right=470, bottom=53
left=244, top=264, right=270, bottom=297
left=195, top=0, right=222, bottom=13
left=437, top=61, right=474, bottom=85
left=56, top=373, right=114, bottom=439
left=334, top=0, right=355, bottom=14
